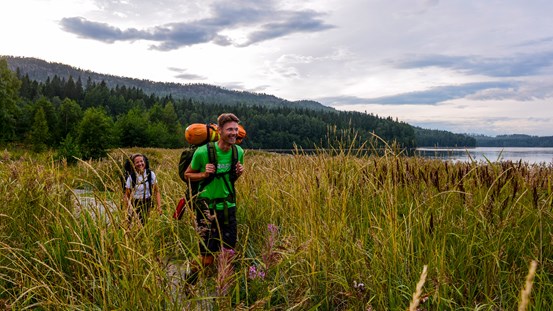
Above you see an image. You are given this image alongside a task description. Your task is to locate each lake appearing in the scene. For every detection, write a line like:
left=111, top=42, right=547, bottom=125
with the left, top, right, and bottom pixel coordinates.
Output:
left=415, top=147, right=553, bottom=164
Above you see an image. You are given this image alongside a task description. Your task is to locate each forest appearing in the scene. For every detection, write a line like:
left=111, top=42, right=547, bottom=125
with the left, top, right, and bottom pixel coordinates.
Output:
left=1, top=57, right=477, bottom=159
left=473, top=134, right=553, bottom=147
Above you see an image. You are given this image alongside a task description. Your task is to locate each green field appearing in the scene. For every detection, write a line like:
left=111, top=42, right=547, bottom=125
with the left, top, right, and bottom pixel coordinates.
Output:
left=0, top=147, right=551, bottom=310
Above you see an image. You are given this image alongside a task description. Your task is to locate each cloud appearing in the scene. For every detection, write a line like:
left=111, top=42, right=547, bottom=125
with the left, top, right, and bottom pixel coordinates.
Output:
left=59, top=2, right=335, bottom=50
left=320, top=81, right=517, bottom=106
left=168, top=67, right=206, bottom=80
left=241, top=11, right=335, bottom=46
left=174, top=73, right=207, bottom=80
left=515, top=36, right=553, bottom=48
left=60, top=17, right=147, bottom=43
left=412, top=116, right=553, bottom=136
left=397, top=51, right=553, bottom=77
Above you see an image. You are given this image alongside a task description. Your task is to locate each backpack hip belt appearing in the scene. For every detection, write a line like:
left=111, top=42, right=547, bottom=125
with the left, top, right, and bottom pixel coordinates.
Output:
left=196, top=194, right=235, bottom=225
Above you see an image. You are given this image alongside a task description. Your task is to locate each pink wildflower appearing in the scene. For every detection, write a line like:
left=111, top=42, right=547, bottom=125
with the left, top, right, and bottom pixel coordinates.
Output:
left=248, top=265, right=266, bottom=280
left=216, top=248, right=236, bottom=296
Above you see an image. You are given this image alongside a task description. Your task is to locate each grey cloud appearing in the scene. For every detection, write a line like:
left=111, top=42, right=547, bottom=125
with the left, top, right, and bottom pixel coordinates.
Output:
left=220, top=82, right=246, bottom=90
left=213, top=35, right=233, bottom=46
left=515, top=36, right=553, bottom=48
left=168, top=67, right=206, bottom=80
left=210, top=1, right=271, bottom=25
left=398, top=51, right=553, bottom=77
left=148, top=23, right=219, bottom=50
left=59, top=4, right=334, bottom=50
left=412, top=116, right=553, bottom=136
left=174, top=73, right=206, bottom=80
left=60, top=17, right=147, bottom=42
left=243, top=11, right=335, bottom=46
left=320, top=82, right=517, bottom=106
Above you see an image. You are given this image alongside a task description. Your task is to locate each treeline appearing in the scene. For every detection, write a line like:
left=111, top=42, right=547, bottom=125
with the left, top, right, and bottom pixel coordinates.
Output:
left=474, top=134, right=553, bottom=147
left=6, top=56, right=332, bottom=111
left=414, top=127, right=476, bottom=147
left=1, top=58, right=420, bottom=160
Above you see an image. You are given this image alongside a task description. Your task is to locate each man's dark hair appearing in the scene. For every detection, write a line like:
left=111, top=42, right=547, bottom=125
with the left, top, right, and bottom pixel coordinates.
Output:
left=217, top=113, right=239, bottom=128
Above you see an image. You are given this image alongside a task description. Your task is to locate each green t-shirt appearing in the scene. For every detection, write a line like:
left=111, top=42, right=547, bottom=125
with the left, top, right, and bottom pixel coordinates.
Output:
left=190, top=143, right=244, bottom=210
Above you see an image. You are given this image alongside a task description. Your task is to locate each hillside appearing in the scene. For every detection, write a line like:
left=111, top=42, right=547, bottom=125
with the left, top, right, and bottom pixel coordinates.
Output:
left=4, top=56, right=333, bottom=111
left=2, top=55, right=481, bottom=148
left=472, top=134, right=553, bottom=147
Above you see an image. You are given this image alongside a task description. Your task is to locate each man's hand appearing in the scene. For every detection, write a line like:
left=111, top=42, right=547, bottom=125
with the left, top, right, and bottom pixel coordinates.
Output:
left=205, top=163, right=216, bottom=175
left=236, top=163, right=244, bottom=177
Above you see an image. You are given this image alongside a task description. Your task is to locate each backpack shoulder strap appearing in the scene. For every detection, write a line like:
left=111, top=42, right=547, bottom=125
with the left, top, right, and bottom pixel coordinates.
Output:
left=131, top=172, right=137, bottom=188
left=230, top=145, right=239, bottom=182
left=147, top=169, right=153, bottom=197
left=207, top=142, right=217, bottom=165
left=198, top=143, right=217, bottom=192
left=231, top=145, right=238, bottom=164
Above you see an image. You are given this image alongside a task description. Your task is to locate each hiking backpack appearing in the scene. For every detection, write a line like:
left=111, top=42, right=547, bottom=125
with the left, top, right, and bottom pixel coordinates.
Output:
left=175, top=122, right=245, bottom=219
left=175, top=142, right=238, bottom=219
left=122, top=154, right=153, bottom=198
left=178, top=143, right=238, bottom=194
left=178, top=123, right=219, bottom=184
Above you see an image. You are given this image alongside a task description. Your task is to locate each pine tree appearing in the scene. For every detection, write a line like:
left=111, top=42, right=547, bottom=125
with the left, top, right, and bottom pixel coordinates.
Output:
left=0, top=58, right=22, bottom=142
left=77, top=107, right=114, bottom=159
left=29, top=107, right=49, bottom=152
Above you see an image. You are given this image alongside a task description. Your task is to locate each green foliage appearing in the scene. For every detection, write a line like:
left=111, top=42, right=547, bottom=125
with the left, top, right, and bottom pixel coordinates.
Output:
left=58, top=98, right=83, bottom=138
left=77, top=107, right=115, bottom=159
left=474, top=133, right=553, bottom=147
left=0, top=57, right=22, bottom=142
left=4, top=56, right=479, bottom=150
left=115, top=107, right=149, bottom=147
left=33, top=96, right=59, bottom=146
left=29, top=107, right=49, bottom=152
left=55, top=134, right=81, bottom=164
left=414, top=126, right=476, bottom=147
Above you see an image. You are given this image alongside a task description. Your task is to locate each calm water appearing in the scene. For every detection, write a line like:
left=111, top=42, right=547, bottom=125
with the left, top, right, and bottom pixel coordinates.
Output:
left=416, top=147, right=553, bottom=164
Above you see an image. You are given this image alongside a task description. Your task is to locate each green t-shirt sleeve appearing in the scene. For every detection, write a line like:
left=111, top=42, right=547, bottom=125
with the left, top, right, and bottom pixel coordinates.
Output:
left=190, top=145, right=208, bottom=171
left=237, top=145, right=244, bottom=164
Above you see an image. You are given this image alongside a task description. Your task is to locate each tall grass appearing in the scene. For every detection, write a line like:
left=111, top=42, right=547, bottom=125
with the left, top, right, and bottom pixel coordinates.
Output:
left=0, top=145, right=551, bottom=310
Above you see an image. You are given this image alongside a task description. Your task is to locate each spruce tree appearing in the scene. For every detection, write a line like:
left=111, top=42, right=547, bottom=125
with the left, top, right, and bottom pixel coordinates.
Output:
left=29, top=107, right=49, bottom=152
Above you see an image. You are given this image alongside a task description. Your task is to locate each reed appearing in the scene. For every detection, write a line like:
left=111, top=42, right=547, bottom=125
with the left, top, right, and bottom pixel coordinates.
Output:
left=0, top=145, right=551, bottom=310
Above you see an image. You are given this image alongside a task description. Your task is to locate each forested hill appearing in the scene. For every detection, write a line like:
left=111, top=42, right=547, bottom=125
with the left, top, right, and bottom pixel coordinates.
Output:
left=414, top=127, right=476, bottom=147
left=4, top=56, right=332, bottom=111
left=473, top=134, right=553, bottom=147
left=1, top=56, right=477, bottom=153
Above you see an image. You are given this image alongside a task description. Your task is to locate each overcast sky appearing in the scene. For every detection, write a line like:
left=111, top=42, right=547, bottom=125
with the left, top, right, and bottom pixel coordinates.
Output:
left=2, top=0, right=553, bottom=136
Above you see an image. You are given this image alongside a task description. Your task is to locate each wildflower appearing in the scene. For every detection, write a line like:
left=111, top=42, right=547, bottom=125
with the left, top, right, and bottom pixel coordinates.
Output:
left=248, top=265, right=266, bottom=280
left=262, top=224, right=280, bottom=269
left=248, top=265, right=258, bottom=279
left=216, top=248, right=236, bottom=295
left=267, top=223, right=278, bottom=235
left=257, top=269, right=266, bottom=279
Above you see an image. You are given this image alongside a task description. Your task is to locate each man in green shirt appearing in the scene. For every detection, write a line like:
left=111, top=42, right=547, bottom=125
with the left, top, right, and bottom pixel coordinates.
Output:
left=185, top=113, right=245, bottom=271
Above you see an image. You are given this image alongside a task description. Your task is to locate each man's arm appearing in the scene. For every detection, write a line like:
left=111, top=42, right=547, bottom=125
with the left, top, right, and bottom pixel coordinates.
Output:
left=184, top=163, right=216, bottom=181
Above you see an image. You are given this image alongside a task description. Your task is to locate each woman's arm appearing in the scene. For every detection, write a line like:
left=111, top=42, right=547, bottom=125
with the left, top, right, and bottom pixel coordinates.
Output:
left=124, top=188, right=132, bottom=209
left=154, top=183, right=162, bottom=214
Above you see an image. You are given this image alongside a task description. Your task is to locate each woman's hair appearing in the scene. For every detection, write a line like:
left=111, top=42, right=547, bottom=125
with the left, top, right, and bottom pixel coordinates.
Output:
left=131, top=154, right=144, bottom=163
left=217, top=113, right=240, bottom=128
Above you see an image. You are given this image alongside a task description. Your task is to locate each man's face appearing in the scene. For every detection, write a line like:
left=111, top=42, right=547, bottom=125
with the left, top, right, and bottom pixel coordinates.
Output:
left=219, top=121, right=239, bottom=145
